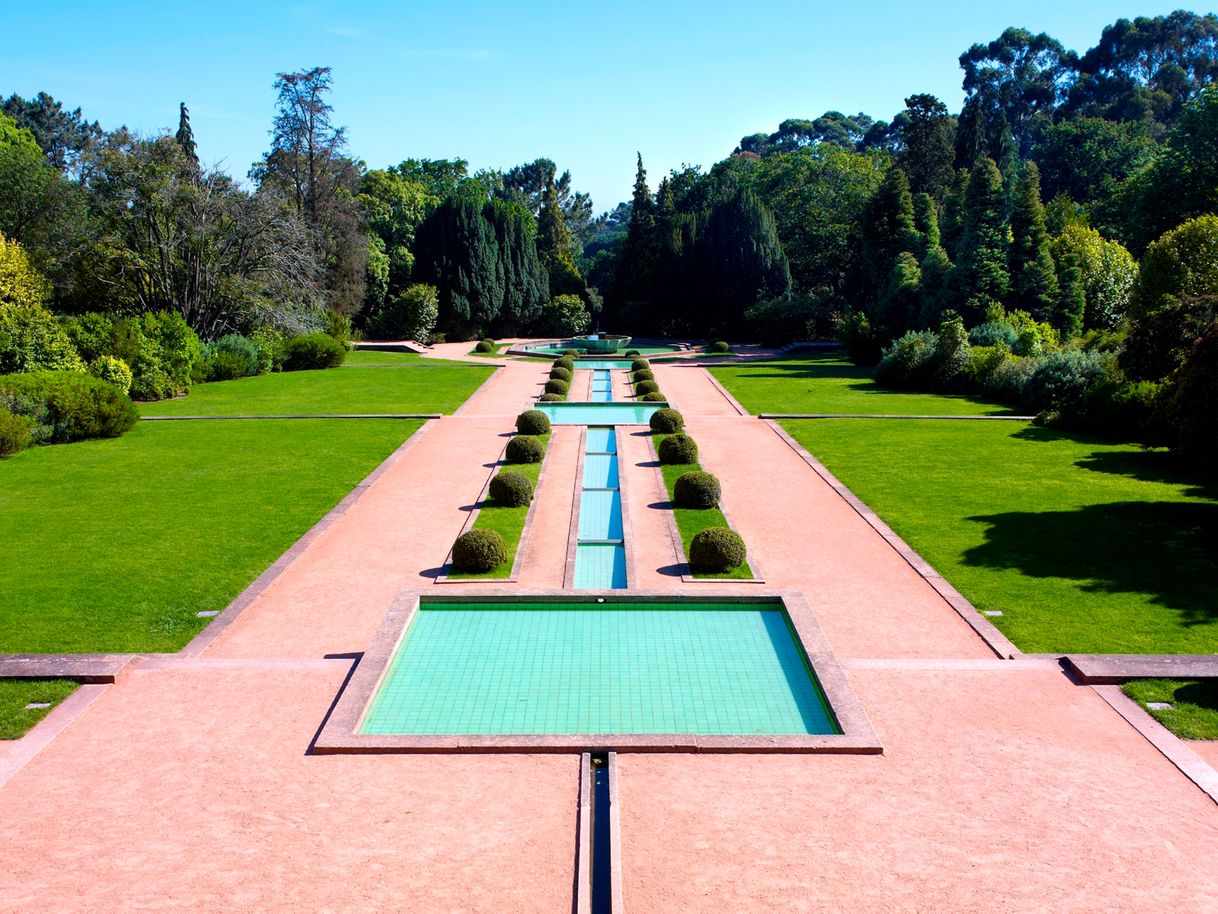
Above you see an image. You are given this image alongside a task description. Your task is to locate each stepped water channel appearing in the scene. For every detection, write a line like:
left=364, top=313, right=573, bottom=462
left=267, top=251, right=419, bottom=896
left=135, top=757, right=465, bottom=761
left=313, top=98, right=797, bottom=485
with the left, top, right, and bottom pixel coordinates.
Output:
left=574, top=366, right=628, bottom=589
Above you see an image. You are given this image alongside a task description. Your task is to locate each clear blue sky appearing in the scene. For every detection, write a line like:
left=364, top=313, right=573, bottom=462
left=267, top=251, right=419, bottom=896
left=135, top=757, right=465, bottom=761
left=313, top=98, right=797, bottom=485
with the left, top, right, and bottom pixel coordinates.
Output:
left=0, top=1, right=1204, bottom=211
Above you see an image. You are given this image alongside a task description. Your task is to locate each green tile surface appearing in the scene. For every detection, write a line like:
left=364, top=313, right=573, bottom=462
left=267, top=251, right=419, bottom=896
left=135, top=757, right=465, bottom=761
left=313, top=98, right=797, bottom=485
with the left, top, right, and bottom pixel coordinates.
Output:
left=359, top=603, right=838, bottom=735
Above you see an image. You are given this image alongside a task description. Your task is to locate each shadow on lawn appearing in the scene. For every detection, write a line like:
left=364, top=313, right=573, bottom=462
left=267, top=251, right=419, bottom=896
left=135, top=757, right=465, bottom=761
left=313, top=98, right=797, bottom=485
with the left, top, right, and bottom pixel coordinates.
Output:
left=962, top=500, right=1218, bottom=626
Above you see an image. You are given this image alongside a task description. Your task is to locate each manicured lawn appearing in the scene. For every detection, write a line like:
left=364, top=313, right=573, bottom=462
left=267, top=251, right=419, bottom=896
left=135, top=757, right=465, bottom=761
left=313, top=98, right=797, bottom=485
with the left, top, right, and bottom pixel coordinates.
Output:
left=654, top=435, right=755, bottom=580
left=449, top=435, right=548, bottom=579
left=780, top=419, right=1218, bottom=653
left=0, top=420, right=421, bottom=653
left=0, top=679, right=77, bottom=740
left=711, top=350, right=1014, bottom=416
left=1123, top=680, right=1218, bottom=740
left=141, top=350, right=492, bottom=416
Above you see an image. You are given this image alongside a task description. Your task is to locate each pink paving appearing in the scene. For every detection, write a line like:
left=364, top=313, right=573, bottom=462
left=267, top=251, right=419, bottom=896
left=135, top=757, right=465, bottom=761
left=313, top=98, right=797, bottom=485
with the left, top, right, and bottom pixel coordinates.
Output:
left=2, top=350, right=1217, bottom=911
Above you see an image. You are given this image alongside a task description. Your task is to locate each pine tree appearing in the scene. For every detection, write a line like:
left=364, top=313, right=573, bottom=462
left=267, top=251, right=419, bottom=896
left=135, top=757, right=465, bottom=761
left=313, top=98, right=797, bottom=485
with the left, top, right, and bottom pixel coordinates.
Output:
left=1053, top=249, right=1086, bottom=336
left=913, top=193, right=941, bottom=255
left=175, top=102, right=199, bottom=175
left=612, top=153, right=659, bottom=313
left=536, top=180, right=583, bottom=296
left=955, top=97, right=986, bottom=169
left=488, top=198, right=549, bottom=333
left=859, top=167, right=919, bottom=308
left=900, top=94, right=956, bottom=198
left=940, top=170, right=970, bottom=259
left=918, top=243, right=955, bottom=329
left=1009, top=162, right=1060, bottom=322
left=957, top=157, right=1010, bottom=322
left=412, top=195, right=503, bottom=338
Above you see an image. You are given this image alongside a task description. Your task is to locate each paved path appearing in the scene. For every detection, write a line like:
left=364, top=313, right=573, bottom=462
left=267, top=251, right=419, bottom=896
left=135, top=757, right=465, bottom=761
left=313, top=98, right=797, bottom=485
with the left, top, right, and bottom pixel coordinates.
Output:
left=2, top=351, right=1217, bottom=911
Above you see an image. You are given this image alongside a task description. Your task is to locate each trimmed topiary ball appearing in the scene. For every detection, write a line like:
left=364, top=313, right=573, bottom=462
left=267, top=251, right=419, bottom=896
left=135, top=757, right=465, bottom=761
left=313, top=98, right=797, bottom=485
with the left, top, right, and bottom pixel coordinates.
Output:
left=673, top=471, right=720, bottom=509
left=539, top=392, right=565, bottom=401
left=689, top=527, right=746, bottom=573
left=635, top=380, right=660, bottom=396
left=550, top=366, right=572, bottom=382
left=710, top=340, right=730, bottom=353
left=640, top=391, right=666, bottom=402
left=451, top=529, right=508, bottom=573
left=625, top=349, right=641, bottom=357
left=505, top=434, right=545, bottom=463
left=475, top=338, right=495, bottom=353
left=562, top=348, right=580, bottom=358
left=658, top=433, right=698, bottom=465
left=631, top=358, right=650, bottom=372
left=516, top=409, right=551, bottom=435
left=488, top=469, right=533, bottom=507
left=650, top=407, right=684, bottom=433
left=632, top=368, right=654, bottom=382
left=544, top=378, right=570, bottom=395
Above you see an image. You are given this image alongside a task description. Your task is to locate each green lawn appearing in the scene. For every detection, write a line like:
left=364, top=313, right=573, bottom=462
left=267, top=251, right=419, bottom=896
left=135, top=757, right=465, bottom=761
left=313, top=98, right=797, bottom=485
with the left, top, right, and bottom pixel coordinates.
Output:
left=1123, top=680, right=1218, bottom=740
left=780, top=419, right=1218, bottom=654
left=141, top=350, right=492, bottom=416
left=654, top=435, right=755, bottom=580
left=711, top=350, right=1014, bottom=416
left=0, top=420, right=421, bottom=652
left=449, top=436, right=548, bottom=579
left=0, top=679, right=77, bottom=740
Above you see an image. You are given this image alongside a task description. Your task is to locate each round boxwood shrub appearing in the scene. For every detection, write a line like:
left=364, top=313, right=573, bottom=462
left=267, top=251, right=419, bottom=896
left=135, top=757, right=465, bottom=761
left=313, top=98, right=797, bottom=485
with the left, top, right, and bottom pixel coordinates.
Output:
left=673, top=470, right=720, bottom=509
left=0, top=407, right=34, bottom=457
left=0, top=371, right=137, bottom=442
left=658, top=433, right=699, bottom=465
left=625, top=349, right=640, bottom=357
left=539, top=392, right=565, bottom=402
left=631, top=358, right=650, bottom=373
left=710, top=340, right=730, bottom=353
left=562, top=348, right=580, bottom=358
left=641, top=391, right=667, bottom=402
left=281, top=333, right=347, bottom=371
left=549, top=366, right=572, bottom=382
left=516, top=409, right=551, bottom=435
left=488, top=469, right=533, bottom=507
left=474, top=339, right=495, bottom=353
left=650, top=407, right=684, bottom=433
left=632, top=368, right=654, bottom=382
left=451, top=529, right=508, bottom=573
left=544, top=378, right=570, bottom=396
left=87, top=355, right=133, bottom=394
left=505, top=434, right=545, bottom=463
left=689, top=527, right=746, bottom=573
left=635, top=379, right=660, bottom=396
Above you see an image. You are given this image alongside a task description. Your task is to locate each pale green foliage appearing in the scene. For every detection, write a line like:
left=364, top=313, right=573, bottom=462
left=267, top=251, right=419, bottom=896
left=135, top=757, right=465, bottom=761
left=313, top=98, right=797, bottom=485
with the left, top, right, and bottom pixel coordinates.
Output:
left=539, top=294, right=591, bottom=337
left=367, top=283, right=439, bottom=342
left=1049, top=225, right=1138, bottom=331
left=87, top=355, right=132, bottom=393
left=1131, top=214, right=1218, bottom=317
left=0, top=233, right=50, bottom=308
left=0, top=304, right=84, bottom=374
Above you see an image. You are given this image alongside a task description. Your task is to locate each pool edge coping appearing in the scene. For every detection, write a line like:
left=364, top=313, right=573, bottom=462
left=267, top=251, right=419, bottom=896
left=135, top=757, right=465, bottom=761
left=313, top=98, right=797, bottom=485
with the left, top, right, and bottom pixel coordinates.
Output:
left=310, top=589, right=884, bottom=755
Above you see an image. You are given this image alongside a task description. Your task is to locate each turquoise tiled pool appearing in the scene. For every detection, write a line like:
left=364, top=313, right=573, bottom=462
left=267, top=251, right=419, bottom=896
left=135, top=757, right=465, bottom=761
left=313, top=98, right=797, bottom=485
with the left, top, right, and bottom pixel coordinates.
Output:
left=585, top=427, right=617, bottom=453
left=575, top=359, right=635, bottom=371
left=578, top=490, right=624, bottom=540
left=583, top=453, right=620, bottom=488
left=537, top=402, right=663, bottom=425
left=358, top=602, right=839, bottom=735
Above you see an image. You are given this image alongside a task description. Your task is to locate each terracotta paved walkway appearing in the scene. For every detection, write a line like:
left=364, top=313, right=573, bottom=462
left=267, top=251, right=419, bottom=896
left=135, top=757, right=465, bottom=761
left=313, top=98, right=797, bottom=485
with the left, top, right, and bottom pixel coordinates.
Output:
left=2, top=352, right=1217, bottom=911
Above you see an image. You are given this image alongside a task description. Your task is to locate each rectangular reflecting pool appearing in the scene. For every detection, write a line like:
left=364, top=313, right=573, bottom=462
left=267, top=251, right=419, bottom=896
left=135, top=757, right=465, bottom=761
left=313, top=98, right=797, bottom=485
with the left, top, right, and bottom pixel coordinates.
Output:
left=536, top=402, right=664, bottom=425
left=315, top=593, right=883, bottom=753
left=359, top=600, right=837, bottom=736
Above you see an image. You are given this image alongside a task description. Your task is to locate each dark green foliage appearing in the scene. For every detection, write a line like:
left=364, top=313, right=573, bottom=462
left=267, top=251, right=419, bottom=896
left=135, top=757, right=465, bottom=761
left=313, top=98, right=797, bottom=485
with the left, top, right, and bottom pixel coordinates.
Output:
left=1167, top=318, right=1218, bottom=471
left=631, top=358, right=650, bottom=372
left=612, top=153, right=660, bottom=312
left=688, top=527, right=746, bottom=573
left=858, top=166, right=919, bottom=316
left=1021, top=349, right=1107, bottom=414
left=900, top=95, right=956, bottom=198
left=451, top=529, right=508, bottom=573
left=549, top=366, right=572, bottom=382
left=624, top=349, right=640, bottom=357
left=957, top=158, right=1010, bottom=321
left=0, top=371, right=137, bottom=442
left=969, top=321, right=1018, bottom=347
left=505, top=434, right=545, bottom=463
left=198, top=334, right=261, bottom=382
left=0, top=406, right=33, bottom=456
left=839, top=312, right=883, bottom=365
left=1008, top=163, right=1060, bottom=324
left=673, top=471, right=721, bottom=509
left=631, top=369, right=654, bottom=382
left=875, top=316, right=972, bottom=392
left=515, top=409, right=551, bottom=435
left=640, top=391, right=667, bottom=402
left=634, top=379, right=659, bottom=396
left=538, top=392, right=565, bottom=402
left=658, top=433, right=699, bottom=465
left=488, top=469, right=533, bottom=507
left=710, top=341, right=730, bottom=353
left=61, top=311, right=202, bottom=402
left=280, top=333, right=346, bottom=371
left=543, top=378, right=569, bottom=395
left=650, top=408, right=684, bottom=433
left=475, top=337, right=496, bottom=352
left=1034, top=117, right=1154, bottom=206
left=562, top=349, right=580, bottom=358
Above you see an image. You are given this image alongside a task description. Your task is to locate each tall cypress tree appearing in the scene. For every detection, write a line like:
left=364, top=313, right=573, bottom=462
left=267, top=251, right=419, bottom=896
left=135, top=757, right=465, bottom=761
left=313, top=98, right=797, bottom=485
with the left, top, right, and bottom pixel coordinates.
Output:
left=940, top=169, right=970, bottom=259
left=913, top=193, right=941, bottom=253
left=957, top=157, right=1010, bottom=322
left=488, top=198, right=548, bottom=333
left=536, top=180, right=583, bottom=296
left=611, top=153, right=659, bottom=314
left=1009, top=161, right=1059, bottom=322
left=413, top=195, right=503, bottom=338
left=955, top=97, right=986, bottom=170
left=175, top=102, right=199, bottom=175
left=858, top=167, right=919, bottom=310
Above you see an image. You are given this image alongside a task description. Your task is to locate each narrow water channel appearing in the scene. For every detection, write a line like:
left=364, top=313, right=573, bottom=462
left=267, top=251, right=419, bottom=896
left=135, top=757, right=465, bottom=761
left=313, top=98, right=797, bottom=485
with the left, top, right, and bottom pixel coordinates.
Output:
left=572, top=368, right=628, bottom=588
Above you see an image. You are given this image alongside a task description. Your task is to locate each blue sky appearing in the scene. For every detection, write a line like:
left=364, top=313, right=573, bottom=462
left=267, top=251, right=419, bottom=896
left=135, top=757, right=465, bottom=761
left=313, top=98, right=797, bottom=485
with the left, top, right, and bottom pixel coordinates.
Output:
left=0, top=1, right=1204, bottom=211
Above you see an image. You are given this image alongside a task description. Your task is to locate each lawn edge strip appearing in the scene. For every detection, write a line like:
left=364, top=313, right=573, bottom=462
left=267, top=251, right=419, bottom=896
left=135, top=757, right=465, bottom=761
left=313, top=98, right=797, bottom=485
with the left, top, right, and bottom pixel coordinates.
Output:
left=179, top=419, right=435, bottom=657
left=758, top=413, right=1035, bottom=421
left=646, top=435, right=764, bottom=584
left=0, top=683, right=110, bottom=789
left=764, top=418, right=1021, bottom=659
left=700, top=368, right=750, bottom=416
left=451, top=365, right=506, bottom=417
left=437, top=432, right=553, bottom=583
left=1091, top=684, right=1218, bottom=807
